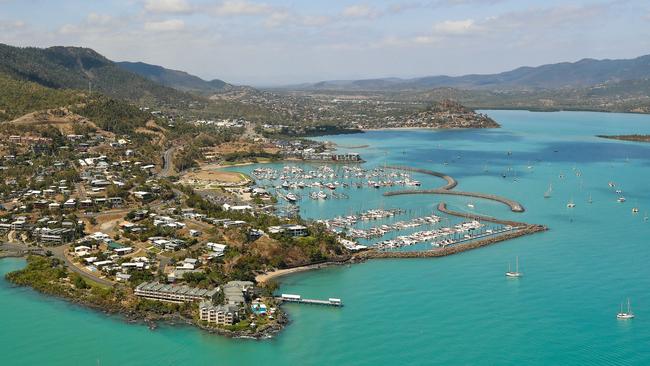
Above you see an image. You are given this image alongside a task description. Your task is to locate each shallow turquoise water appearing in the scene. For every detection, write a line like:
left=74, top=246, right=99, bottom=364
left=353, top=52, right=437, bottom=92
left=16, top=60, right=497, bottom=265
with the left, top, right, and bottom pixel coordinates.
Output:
left=3, top=110, right=650, bottom=365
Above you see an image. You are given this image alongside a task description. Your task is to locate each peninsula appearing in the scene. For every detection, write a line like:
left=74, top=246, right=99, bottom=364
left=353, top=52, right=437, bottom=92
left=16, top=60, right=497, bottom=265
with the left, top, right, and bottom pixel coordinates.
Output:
left=0, top=43, right=544, bottom=340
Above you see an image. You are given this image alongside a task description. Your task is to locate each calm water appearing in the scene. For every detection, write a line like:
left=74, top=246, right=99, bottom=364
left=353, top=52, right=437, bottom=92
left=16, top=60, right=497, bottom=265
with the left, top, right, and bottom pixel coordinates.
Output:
left=3, top=110, right=650, bottom=365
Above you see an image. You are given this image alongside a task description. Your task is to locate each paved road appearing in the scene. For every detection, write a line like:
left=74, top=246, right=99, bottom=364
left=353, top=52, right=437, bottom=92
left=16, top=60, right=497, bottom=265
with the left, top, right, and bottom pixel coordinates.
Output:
left=160, top=146, right=176, bottom=177
left=49, top=245, right=115, bottom=287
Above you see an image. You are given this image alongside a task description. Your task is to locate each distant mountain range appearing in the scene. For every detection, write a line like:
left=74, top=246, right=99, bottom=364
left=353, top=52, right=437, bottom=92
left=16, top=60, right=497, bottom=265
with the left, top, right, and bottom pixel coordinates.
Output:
left=286, top=55, right=650, bottom=91
left=116, top=61, right=233, bottom=94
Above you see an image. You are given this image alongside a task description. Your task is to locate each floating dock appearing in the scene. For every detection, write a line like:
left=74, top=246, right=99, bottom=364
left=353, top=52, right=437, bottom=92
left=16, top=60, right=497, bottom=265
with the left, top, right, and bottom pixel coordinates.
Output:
left=276, top=294, right=343, bottom=307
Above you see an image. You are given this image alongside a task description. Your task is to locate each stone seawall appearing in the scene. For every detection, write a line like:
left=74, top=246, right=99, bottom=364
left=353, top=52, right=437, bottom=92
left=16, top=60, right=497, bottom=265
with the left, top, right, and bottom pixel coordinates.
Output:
left=352, top=224, right=547, bottom=260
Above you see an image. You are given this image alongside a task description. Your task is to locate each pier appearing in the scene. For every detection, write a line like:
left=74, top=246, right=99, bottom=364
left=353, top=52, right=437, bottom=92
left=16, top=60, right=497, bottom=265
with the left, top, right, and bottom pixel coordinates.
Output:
left=275, top=294, right=343, bottom=307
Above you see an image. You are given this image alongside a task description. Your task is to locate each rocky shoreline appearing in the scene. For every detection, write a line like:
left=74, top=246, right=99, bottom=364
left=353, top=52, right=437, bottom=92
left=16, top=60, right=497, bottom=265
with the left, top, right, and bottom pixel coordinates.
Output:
left=597, top=134, right=650, bottom=143
left=2, top=256, right=290, bottom=340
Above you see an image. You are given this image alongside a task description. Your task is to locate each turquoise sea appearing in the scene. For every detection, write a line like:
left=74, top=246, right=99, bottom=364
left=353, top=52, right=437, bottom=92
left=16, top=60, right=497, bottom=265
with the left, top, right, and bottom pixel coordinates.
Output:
left=3, top=110, right=650, bottom=365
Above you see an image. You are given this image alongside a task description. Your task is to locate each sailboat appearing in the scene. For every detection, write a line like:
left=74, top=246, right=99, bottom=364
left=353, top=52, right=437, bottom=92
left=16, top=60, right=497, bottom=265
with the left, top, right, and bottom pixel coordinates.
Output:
left=587, top=193, right=593, bottom=204
left=617, top=298, right=635, bottom=319
left=644, top=212, right=649, bottom=221
left=544, top=183, right=552, bottom=198
left=506, top=256, right=523, bottom=278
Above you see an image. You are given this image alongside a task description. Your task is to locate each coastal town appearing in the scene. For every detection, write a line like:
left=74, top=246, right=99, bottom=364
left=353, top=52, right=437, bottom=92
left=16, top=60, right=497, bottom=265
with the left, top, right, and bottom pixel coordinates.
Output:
left=0, top=102, right=547, bottom=338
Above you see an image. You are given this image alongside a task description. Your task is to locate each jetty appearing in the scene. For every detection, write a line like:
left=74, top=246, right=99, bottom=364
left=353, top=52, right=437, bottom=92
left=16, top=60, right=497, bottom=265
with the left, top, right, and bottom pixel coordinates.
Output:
left=275, top=294, right=343, bottom=307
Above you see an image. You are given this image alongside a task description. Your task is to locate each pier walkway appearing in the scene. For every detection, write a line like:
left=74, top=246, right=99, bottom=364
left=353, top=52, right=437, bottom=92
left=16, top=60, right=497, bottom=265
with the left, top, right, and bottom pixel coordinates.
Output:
left=383, top=166, right=524, bottom=212
left=275, top=295, right=343, bottom=307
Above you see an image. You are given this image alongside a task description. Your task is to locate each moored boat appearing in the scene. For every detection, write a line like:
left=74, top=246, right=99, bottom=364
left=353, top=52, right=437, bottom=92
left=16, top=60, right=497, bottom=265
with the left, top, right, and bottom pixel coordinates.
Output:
left=506, top=256, right=523, bottom=278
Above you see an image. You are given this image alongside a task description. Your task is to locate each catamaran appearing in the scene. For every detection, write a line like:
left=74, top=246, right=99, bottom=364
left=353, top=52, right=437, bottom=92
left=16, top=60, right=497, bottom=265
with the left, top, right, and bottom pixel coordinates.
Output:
left=617, top=298, right=635, bottom=319
left=506, top=256, right=523, bottom=278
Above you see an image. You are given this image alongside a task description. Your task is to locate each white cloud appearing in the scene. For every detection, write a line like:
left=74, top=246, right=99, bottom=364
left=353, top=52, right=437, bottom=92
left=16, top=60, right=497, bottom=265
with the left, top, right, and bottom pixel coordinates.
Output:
left=432, top=19, right=477, bottom=35
left=87, top=13, right=112, bottom=26
left=144, top=0, right=193, bottom=14
left=342, top=4, right=381, bottom=19
left=212, top=0, right=272, bottom=16
left=144, top=19, right=185, bottom=31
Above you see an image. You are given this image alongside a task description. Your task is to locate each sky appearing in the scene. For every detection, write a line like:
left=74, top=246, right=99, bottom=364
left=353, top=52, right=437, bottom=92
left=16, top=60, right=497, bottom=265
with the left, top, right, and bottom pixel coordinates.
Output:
left=1, top=0, right=650, bottom=86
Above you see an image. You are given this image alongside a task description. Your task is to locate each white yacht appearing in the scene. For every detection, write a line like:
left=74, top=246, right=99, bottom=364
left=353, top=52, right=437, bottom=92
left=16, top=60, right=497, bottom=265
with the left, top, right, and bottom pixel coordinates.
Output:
left=285, top=193, right=298, bottom=203
left=506, top=256, right=523, bottom=278
left=618, top=197, right=626, bottom=203
left=317, top=191, right=328, bottom=200
left=617, top=298, right=635, bottom=319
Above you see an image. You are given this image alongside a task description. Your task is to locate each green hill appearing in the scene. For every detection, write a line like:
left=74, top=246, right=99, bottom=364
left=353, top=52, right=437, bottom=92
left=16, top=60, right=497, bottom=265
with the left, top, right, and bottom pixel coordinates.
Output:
left=0, top=43, right=194, bottom=105
left=117, top=61, right=232, bottom=94
left=0, top=71, right=153, bottom=133
left=0, top=72, right=83, bottom=120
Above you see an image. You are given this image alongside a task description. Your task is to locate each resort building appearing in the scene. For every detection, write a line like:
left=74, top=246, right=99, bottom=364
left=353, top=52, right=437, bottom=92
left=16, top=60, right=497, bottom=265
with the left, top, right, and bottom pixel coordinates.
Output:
left=199, top=302, right=239, bottom=325
left=134, top=282, right=219, bottom=303
left=32, top=227, right=75, bottom=244
left=332, top=153, right=361, bottom=162
left=268, top=224, right=308, bottom=237
left=223, top=281, right=255, bottom=306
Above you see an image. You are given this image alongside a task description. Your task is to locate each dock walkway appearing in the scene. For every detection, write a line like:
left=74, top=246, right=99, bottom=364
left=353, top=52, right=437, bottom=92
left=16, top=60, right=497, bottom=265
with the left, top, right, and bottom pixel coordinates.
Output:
left=275, top=296, right=343, bottom=307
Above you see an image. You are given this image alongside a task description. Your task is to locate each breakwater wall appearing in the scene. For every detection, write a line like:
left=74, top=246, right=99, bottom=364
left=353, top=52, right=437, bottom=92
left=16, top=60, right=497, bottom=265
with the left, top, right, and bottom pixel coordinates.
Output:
left=383, top=165, right=524, bottom=212
left=436, top=203, right=526, bottom=226
left=385, top=166, right=457, bottom=190
left=352, top=224, right=547, bottom=260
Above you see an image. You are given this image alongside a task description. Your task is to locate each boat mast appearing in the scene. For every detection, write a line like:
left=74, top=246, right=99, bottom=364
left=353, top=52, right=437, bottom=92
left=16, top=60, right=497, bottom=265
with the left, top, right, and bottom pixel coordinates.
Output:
left=516, top=256, right=519, bottom=273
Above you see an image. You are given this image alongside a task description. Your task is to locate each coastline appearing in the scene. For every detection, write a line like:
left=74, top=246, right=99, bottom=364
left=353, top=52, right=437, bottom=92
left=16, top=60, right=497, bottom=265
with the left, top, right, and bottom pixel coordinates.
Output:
left=361, top=126, right=499, bottom=132
left=1, top=255, right=288, bottom=340
left=256, top=261, right=347, bottom=283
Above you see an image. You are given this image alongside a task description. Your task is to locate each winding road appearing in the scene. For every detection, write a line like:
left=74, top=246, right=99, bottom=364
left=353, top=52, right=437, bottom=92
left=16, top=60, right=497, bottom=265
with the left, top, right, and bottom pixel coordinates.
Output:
left=160, top=146, right=176, bottom=177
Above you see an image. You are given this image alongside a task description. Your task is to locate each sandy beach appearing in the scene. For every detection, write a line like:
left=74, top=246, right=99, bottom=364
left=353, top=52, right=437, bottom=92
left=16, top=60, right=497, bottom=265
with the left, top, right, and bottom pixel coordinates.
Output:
left=255, top=262, right=344, bottom=283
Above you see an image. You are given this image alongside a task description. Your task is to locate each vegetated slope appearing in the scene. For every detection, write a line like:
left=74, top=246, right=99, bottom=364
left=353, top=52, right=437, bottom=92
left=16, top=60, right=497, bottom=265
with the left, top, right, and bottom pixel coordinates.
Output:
left=0, top=72, right=83, bottom=120
left=0, top=71, right=154, bottom=134
left=117, top=61, right=232, bottom=94
left=0, top=43, right=194, bottom=105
